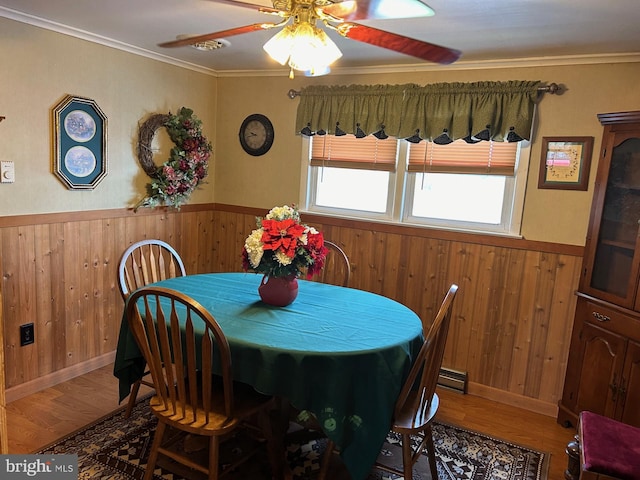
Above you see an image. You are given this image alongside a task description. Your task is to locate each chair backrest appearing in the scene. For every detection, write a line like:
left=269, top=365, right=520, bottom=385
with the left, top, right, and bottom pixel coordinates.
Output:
left=125, top=286, right=235, bottom=422
left=118, top=239, right=186, bottom=300
left=317, top=241, right=351, bottom=287
left=394, top=284, right=458, bottom=421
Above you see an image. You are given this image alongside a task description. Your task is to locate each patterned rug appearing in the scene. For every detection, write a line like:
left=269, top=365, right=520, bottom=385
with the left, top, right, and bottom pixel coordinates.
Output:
left=36, top=397, right=549, bottom=480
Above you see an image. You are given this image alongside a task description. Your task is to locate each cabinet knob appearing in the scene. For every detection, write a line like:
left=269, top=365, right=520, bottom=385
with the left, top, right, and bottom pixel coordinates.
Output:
left=592, top=311, right=611, bottom=322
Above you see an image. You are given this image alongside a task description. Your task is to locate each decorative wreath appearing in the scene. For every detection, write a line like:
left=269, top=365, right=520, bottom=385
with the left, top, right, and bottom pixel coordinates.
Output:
left=134, top=107, right=212, bottom=210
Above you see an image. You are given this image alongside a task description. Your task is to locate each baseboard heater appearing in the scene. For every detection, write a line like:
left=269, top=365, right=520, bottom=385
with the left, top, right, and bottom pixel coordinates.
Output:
left=437, top=367, right=468, bottom=394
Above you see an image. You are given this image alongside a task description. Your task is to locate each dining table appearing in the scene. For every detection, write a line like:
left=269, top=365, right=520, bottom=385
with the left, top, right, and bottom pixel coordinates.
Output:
left=113, top=272, right=423, bottom=480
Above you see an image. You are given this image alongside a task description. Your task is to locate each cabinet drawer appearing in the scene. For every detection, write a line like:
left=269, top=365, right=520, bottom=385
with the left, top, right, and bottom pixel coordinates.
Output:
left=584, top=300, right=640, bottom=341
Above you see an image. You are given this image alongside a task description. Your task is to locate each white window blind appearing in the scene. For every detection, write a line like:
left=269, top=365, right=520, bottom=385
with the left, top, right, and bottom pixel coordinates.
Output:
left=408, top=140, right=518, bottom=176
left=311, top=134, right=397, bottom=172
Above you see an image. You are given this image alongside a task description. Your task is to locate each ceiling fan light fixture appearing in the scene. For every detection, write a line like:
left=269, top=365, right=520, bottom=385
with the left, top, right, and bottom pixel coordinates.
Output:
left=304, top=65, right=331, bottom=77
left=322, top=0, right=435, bottom=20
left=263, top=21, right=342, bottom=76
left=263, top=25, right=296, bottom=65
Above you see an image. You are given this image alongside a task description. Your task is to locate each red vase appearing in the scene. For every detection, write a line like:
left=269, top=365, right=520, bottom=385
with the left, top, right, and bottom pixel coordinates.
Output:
left=258, top=275, right=299, bottom=307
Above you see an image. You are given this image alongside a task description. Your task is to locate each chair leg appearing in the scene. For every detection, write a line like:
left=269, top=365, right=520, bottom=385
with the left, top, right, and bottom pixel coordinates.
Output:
left=317, top=439, right=334, bottom=480
left=144, top=421, right=166, bottom=480
left=424, top=426, right=438, bottom=480
left=208, top=435, right=219, bottom=480
left=565, top=435, right=581, bottom=480
left=401, top=433, right=414, bottom=480
left=125, top=379, right=142, bottom=418
left=257, top=407, right=287, bottom=480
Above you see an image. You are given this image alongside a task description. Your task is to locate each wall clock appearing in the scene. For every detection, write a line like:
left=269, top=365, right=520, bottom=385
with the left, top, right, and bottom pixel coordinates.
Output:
left=239, top=113, right=274, bottom=156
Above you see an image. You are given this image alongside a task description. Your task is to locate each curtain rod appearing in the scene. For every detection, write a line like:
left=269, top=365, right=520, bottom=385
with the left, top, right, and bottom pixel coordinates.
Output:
left=286, top=82, right=561, bottom=99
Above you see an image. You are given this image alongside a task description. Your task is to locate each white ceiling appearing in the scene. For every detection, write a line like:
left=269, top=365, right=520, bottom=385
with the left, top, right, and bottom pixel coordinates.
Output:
left=2, top=0, right=640, bottom=75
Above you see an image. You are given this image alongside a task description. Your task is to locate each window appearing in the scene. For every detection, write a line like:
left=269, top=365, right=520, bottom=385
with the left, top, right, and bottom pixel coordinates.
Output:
left=305, top=134, right=397, bottom=219
left=300, top=134, right=531, bottom=236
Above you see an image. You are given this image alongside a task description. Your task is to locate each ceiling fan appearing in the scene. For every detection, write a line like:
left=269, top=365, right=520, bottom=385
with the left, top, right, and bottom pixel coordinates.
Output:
left=158, top=0, right=461, bottom=76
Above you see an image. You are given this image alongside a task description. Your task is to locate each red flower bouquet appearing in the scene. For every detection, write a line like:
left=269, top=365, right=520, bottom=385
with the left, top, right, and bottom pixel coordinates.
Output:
left=242, top=205, right=328, bottom=279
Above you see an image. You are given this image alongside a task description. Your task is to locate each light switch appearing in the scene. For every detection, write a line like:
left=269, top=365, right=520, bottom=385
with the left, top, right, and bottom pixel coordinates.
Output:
left=1, top=161, right=15, bottom=183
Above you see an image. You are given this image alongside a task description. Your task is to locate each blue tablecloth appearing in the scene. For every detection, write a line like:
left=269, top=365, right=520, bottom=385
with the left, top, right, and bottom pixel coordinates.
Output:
left=114, top=272, right=423, bottom=480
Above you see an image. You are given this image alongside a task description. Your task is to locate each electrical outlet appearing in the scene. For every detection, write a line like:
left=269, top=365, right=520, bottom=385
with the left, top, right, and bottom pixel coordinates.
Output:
left=20, top=323, right=34, bottom=346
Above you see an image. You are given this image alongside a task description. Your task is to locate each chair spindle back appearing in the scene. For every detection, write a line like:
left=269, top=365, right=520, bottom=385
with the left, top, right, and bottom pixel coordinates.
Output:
left=395, top=284, right=458, bottom=424
left=316, top=240, right=351, bottom=287
left=119, top=240, right=186, bottom=300
left=126, top=286, right=235, bottom=425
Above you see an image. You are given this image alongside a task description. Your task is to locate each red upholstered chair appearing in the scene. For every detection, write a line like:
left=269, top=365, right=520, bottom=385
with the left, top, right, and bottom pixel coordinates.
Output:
left=565, top=411, right=640, bottom=480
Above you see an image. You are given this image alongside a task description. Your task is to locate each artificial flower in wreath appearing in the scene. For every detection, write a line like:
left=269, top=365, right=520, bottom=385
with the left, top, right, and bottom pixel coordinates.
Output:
left=242, top=205, right=328, bottom=279
left=135, top=107, right=212, bottom=210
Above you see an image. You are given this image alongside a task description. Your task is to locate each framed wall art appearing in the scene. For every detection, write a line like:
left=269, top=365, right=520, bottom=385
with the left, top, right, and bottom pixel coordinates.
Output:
left=538, top=136, right=593, bottom=190
left=52, top=95, right=107, bottom=190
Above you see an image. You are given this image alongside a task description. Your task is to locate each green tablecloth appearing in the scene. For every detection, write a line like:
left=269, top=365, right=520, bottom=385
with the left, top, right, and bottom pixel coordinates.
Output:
left=113, top=272, right=423, bottom=480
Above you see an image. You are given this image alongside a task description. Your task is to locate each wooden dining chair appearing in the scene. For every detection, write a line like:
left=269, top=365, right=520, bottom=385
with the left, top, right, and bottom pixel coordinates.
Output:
left=118, top=239, right=186, bottom=418
left=287, top=240, right=351, bottom=436
left=317, top=240, right=351, bottom=287
left=317, top=283, right=459, bottom=480
left=125, top=286, right=280, bottom=480
left=118, top=239, right=186, bottom=299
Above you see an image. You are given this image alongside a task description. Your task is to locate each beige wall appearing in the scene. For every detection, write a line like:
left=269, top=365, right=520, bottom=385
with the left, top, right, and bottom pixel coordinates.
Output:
left=3, top=16, right=640, bottom=246
left=0, top=17, right=217, bottom=217
left=214, top=63, right=640, bottom=245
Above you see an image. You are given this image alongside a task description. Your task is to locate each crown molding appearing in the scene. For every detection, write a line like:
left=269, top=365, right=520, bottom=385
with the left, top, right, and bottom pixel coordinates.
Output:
left=0, top=6, right=218, bottom=76
left=218, top=52, right=640, bottom=77
left=3, top=6, right=639, bottom=79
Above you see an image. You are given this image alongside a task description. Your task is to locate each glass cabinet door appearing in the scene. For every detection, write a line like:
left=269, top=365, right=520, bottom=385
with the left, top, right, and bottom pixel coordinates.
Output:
left=588, top=131, right=640, bottom=306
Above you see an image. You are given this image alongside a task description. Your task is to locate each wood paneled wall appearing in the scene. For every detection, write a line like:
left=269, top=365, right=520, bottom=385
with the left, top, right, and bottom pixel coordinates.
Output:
left=0, top=206, right=217, bottom=396
left=0, top=203, right=583, bottom=415
left=212, top=205, right=584, bottom=415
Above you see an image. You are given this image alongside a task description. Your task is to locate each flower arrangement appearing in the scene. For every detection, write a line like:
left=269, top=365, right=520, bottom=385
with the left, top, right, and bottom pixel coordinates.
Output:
left=135, top=107, right=212, bottom=210
left=242, top=205, right=328, bottom=279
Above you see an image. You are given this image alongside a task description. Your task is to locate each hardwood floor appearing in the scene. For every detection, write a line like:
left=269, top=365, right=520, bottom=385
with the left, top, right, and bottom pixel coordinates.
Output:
left=6, top=364, right=151, bottom=454
left=6, top=364, right=574, bottom=479
left=434, top=388, right=573, bottom=479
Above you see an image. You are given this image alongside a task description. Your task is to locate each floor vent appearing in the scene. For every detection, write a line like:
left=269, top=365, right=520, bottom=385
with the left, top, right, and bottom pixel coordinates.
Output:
left=438, top=367, right=468, bottom=393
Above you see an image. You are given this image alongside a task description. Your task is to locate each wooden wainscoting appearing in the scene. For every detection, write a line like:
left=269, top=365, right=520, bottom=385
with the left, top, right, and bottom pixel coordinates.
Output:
left=212, top=204, right=584, bottom=416
left=0, top=205, right=217, bottom=401
left=0, top=203, right=583, bottom=417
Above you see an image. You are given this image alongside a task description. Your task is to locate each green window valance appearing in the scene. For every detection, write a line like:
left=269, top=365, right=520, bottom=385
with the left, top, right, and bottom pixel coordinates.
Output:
left=295, top=80, right=541, bottom=142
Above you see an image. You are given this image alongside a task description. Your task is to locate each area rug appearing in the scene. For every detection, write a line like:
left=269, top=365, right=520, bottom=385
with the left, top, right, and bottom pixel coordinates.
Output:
left=36, top=397, right=549, bottom=480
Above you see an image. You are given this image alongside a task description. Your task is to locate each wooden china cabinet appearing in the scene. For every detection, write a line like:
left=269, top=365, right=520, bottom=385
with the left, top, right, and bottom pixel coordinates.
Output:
left=557, top=111, right=640, bottom=429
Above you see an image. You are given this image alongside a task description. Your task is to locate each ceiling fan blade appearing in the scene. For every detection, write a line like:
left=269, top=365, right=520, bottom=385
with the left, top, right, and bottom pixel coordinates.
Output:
left=158, top=23, right=278, bottom=48
left=208, top=0, right=283, bottom=15
left=321, top=0, right=434, bottom=21
left=337, top=23, right=461, bottom=64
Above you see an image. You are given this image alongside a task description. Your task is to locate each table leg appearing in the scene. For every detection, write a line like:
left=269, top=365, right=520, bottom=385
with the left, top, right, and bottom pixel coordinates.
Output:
left=268, top=397, right=294, bottom=480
